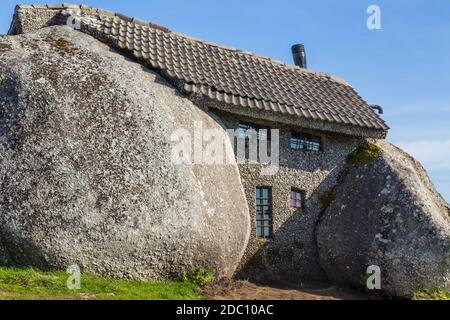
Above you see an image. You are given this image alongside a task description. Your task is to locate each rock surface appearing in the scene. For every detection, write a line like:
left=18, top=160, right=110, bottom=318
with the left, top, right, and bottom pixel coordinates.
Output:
left=317, top=140, right=450, bottom=297
left=0, top=26, right=250, bottom=279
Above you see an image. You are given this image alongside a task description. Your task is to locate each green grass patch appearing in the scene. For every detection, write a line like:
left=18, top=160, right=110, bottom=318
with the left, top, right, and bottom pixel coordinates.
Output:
left=181, top=267, right=215, bottom=287
left=412, top=289, right=450, bottom=300
left=346, top=141, right=382, bottom=166
left=0, top=266, right=202, bottom=300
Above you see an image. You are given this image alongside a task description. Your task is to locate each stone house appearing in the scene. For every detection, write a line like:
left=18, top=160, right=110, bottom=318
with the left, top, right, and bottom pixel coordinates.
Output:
left=7, top=4, right=389, bottom=284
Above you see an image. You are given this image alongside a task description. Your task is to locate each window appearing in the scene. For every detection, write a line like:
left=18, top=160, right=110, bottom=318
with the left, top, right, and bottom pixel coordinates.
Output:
left=290, top=188, right=304, bottom=209
left=239, top=122, right=270, bottom=141
left=236, top=121, right=271, bottom=159
left=256, top=187, right=272, bottom=238
left=290, top=132, right=321, bottom=152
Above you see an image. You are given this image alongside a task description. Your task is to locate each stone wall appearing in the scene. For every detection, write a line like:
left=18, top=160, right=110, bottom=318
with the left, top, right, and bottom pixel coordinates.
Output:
left=210, top=108, right=363, bottom=284
left=8, top=6, right=66, bottom=35
left=8, top=5, right=169, bottom=36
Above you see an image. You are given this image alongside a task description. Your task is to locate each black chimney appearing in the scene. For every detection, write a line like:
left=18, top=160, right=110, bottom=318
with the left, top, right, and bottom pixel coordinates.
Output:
left=370, top=104, right=384, bottom=114
left=291, top=44, right=307, bottom=68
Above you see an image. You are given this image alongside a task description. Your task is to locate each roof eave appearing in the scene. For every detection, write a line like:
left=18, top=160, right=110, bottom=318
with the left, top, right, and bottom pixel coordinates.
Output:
left=201, top=96, right=388, bottom=139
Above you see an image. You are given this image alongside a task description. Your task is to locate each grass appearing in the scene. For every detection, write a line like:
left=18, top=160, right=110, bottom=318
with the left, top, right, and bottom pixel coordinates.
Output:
left=412, top=289, right=450, bottom=300
left=0, top=266, right=203, bottom=300
left=181, top=267, right=215, bottom=287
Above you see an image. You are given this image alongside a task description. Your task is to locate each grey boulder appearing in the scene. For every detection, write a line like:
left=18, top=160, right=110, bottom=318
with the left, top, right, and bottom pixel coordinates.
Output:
left=317, top=140, right=450, bottom=297
left=0, top=26, right=250, bottom=280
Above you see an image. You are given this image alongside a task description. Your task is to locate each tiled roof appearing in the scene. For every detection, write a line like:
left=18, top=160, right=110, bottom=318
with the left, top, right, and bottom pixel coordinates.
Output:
left=11, top=4, right=389, bottom=135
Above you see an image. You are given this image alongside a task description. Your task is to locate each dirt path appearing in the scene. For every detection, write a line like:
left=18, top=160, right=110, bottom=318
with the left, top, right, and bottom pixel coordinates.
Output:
left=204, top=280, right=381, bottom=300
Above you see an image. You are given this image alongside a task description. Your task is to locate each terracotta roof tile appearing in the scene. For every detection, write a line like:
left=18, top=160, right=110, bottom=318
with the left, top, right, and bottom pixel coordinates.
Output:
left=14, top=5, right=389, bottom=134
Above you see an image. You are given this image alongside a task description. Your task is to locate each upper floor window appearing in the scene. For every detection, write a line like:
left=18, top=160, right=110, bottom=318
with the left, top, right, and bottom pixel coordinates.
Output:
left=290, top=188, right=304, bottom=209
left=290, top=132, right=321, bottom=152
left=237, top=121, right=271, bottom=159
left=256, top=187, right=272, bottom=238
left=239, top=122, right=271, bottom=141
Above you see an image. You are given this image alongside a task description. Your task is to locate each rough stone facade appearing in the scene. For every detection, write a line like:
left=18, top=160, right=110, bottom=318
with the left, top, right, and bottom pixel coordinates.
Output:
left=8, top=5, right=67, bottom=35
left=210, top=109, right=363, bottom=283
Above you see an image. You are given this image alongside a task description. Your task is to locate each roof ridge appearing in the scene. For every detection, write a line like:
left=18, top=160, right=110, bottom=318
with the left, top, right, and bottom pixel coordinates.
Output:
left=15, top=4, right=171, bottom=32
left=15, top=4, right=351, bottom=86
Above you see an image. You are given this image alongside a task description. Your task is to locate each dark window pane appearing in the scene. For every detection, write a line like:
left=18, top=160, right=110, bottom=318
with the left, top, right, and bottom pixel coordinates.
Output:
left=256, top=187, right=272, bottom=238
left=239, top=123, right=253, bottom=139
left=238, top=122, right=272, bottom=161
left=256, top=227, right=262, bottom=237
left=291, top=132, right=321, bottom=152
left=290, top=136, right=304, bottom=150
left=239, top=122, right=271, bottom=141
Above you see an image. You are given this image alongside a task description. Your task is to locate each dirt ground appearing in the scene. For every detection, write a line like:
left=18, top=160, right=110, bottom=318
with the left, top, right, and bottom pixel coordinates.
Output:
left=203, top=279, right=382, bottom=300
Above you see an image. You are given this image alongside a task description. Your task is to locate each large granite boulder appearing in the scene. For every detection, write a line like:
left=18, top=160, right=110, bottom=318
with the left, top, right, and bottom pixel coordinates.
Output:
left=0, top=26, right=250, bottom=279
left=317, top=140, right=450, bottom=297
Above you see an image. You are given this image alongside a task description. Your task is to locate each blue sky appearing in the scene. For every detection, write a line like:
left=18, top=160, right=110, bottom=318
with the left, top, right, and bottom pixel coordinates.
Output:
left=1, top=1, right=449, bottom=201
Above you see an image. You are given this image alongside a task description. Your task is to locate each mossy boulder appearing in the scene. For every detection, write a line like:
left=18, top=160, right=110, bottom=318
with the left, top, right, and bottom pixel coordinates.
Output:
left=0, top=26, right=250, bottom=280
left=317, top=140, right=450, bottom=297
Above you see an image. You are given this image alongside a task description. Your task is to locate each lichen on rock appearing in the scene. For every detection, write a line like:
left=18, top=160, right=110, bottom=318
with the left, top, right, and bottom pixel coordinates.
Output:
left=317, top=140, right=450, bottom=297
left=0, top=26, right=250, bottom=280
left=43, top=36, right=79, bottom=55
